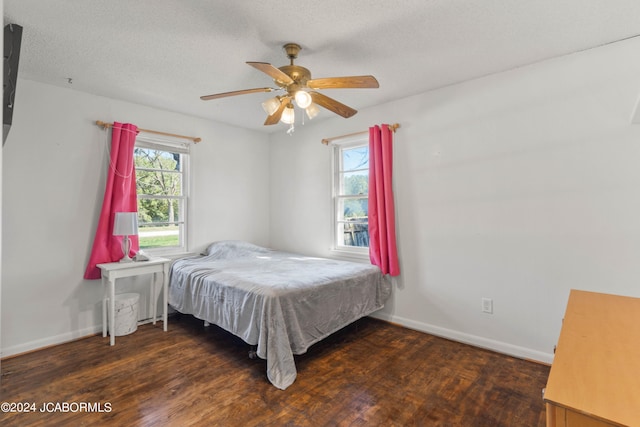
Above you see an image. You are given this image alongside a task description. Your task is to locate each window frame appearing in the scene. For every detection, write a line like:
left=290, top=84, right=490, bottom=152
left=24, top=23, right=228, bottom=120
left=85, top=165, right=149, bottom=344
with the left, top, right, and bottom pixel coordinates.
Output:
left=134, top=134, right=190, bottom=256
left=330, top=134, right=370, bottom=259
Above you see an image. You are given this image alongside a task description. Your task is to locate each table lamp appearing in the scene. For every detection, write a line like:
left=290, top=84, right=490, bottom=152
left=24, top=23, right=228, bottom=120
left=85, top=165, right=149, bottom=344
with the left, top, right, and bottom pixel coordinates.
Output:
left=113, top=212, right=138, bottom=263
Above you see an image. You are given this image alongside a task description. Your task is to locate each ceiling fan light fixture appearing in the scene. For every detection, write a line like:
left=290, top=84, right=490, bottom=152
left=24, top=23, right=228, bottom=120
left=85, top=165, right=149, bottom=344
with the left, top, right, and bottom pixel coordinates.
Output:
left=201, top=42, right=377, bottom=129
left=294, top=90, right=312, bottom=109
left=280, top=104, right=295, bottom=124
left=262, top=96, right=281, bottom=116
left=305, top=103, right=320, bottom=120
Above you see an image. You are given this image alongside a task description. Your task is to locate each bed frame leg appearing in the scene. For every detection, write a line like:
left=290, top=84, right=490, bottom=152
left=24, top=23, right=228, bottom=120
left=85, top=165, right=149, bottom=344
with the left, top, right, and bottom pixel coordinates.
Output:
left=248, top=346, right=258, bottom=359
left=203, top=320, right=210, bottom=327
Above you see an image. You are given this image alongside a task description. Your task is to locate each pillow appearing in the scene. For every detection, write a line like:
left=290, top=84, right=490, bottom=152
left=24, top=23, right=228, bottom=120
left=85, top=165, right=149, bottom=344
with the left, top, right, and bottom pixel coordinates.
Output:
left=201, top=240, right=271, bottom=259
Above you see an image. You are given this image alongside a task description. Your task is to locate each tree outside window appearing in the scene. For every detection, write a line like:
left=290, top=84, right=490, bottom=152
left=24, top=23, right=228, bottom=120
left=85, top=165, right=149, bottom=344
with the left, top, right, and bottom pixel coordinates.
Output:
left=134, top=145, right=186, bottom=251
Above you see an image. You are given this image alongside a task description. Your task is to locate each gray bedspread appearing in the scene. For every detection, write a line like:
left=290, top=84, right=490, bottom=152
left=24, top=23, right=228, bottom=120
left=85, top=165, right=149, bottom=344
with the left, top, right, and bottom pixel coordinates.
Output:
left=168, top=241, right=391, bottom=390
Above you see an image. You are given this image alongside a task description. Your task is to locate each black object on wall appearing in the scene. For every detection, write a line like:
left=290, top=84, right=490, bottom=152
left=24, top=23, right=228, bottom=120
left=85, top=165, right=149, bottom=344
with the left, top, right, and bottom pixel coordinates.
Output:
left=3, top=23, right=23, bottom=146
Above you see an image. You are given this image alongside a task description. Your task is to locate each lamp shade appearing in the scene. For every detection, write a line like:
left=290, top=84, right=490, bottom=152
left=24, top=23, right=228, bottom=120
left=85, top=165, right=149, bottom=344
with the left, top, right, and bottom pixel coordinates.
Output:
left=262, top=97, right=281, bottom=116
left=280, top=104, right=295, bottom=124
left=305, top=103, right=320, bottom=120
left=294, top=90, right=312, bottom=109
left=113, top=212, right=138, bottom=236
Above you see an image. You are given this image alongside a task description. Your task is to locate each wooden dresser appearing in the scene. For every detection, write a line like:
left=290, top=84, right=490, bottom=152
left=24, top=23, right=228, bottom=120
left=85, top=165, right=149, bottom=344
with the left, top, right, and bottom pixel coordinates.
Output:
left=544, top=290, right=640, bottom=427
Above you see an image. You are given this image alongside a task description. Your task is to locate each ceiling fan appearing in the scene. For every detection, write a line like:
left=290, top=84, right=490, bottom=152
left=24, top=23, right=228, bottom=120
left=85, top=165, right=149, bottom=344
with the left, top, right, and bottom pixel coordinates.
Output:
left=200, top=43, right=379, bottom=127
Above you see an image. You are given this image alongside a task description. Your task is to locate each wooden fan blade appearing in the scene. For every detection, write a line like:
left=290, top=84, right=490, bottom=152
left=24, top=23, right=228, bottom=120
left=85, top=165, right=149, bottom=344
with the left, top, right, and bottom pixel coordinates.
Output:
left=307, top=75, right=379, bottom=89
left=247, top=62, right=294, bottom=85
left=264, top=96, right=291, bottom=125
left=200, top=87, right=274, bottom=100
left=309, top=92, right=357, bottom=118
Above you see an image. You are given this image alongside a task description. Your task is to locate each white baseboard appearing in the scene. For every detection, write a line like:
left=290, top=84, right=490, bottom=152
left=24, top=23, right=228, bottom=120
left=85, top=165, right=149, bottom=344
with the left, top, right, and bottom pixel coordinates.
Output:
left=3, top=313, right=555, bottom=365
left=1, top=325, right=103, bottom=359
left=370, top=312, right=554, bottom=365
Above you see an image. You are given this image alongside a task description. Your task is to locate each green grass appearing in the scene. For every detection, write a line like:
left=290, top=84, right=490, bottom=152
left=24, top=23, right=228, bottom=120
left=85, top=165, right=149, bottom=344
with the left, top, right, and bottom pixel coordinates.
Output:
left=138, top=225, right=179, bottom=249
left=139, top=235, right=178, bottom=248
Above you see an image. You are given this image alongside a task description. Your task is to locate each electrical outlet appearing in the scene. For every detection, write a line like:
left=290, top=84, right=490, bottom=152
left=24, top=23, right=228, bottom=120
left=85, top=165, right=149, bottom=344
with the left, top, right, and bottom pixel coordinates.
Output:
left=482, top=298, right=493, bottom=314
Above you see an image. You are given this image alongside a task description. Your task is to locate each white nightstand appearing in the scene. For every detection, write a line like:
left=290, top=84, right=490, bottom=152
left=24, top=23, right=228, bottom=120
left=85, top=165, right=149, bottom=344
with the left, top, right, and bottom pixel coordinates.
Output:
left=97, top=258, right=171, bottom=345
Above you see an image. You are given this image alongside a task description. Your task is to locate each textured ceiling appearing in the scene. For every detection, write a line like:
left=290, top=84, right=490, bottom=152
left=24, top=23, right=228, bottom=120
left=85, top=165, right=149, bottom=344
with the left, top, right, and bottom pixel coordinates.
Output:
left=4, top=0, right=640, bottom=133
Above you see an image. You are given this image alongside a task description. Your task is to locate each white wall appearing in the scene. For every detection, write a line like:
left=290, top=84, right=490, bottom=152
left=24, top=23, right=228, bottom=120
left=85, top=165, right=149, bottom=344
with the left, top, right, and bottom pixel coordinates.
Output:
left=1, top=79, right=270, bottom=356
left=269, top=37, right=640, bottom=363
left=4, top=35, right=640, bottom=364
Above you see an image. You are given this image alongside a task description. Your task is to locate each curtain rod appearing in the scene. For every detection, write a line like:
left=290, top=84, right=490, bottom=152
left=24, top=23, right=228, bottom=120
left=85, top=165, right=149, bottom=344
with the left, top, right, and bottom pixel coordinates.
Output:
left=95, top=120, right=202, bottom=143
left=321, top=123, right=400, bottom=145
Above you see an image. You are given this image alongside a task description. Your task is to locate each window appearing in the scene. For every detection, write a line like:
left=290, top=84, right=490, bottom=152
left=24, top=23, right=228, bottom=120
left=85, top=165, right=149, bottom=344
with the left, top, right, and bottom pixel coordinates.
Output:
left=134, top=135, right=189, bottom=254
left=332, top=135, right=369, bottom=255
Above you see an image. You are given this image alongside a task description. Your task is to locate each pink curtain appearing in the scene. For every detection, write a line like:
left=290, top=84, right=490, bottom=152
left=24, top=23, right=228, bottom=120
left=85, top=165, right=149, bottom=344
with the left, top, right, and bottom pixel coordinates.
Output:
left=368, top=124, right=400, bottom=276
left=84, top=122, right=139, bottom=279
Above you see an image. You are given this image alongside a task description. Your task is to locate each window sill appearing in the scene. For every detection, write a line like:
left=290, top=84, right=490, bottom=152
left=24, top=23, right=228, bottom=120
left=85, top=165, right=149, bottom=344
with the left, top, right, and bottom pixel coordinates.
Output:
left=328, top=248, right=370, bottom=263
left=142, top=251, right=197, bottom=261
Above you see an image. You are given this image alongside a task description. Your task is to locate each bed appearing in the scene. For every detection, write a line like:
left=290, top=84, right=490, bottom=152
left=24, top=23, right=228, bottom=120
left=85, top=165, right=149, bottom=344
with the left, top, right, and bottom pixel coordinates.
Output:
left=168, top=240, right=392, bottom=390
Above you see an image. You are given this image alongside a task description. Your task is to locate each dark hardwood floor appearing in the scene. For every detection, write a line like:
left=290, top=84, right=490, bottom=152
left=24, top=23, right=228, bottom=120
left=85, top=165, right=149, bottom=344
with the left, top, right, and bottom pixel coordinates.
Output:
left=0, top=315, right=549, bottom=426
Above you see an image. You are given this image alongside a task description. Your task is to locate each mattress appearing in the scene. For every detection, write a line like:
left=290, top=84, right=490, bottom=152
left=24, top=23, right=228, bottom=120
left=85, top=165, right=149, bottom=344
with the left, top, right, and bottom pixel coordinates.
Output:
left=168, top=240, right=392, bottom=389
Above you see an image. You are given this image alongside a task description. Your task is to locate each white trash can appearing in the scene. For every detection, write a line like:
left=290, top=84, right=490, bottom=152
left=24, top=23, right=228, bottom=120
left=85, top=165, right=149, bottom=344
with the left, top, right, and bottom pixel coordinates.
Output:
left=110, top=293, right=139, bottom=336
